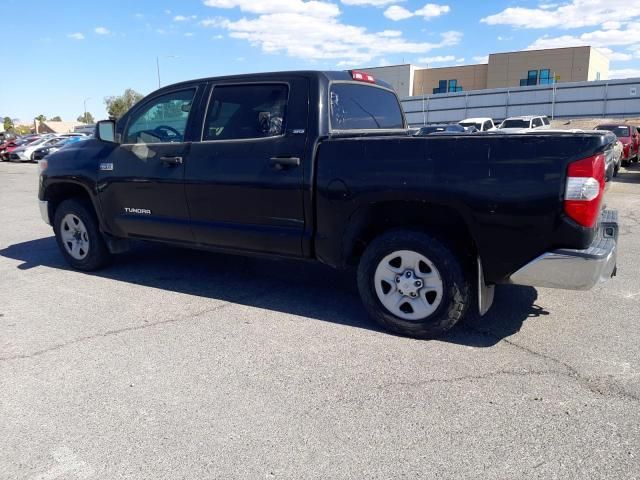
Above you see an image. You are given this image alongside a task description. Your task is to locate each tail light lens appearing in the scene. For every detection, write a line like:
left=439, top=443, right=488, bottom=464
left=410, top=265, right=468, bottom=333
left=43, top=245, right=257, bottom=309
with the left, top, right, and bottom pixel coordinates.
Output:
left=564, top=153, right=605, bottom=228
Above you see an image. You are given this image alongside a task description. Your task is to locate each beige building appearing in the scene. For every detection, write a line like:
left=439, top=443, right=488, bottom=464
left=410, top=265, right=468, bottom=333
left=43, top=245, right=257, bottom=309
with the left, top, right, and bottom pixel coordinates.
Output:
left=361, top=46, right=610, bottom=97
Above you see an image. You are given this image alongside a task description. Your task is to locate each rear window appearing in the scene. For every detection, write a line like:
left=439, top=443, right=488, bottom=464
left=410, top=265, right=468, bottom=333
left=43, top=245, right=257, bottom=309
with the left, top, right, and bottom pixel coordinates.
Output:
left=597, top=126, right=630, bottom=137
left=500, top=119, right=530, bottom=129
left=330, top=83, right=404, bottom=130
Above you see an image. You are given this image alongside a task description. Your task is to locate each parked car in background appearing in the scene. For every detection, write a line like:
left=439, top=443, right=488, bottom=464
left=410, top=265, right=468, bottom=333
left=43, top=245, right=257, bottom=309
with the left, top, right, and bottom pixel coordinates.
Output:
left=498, top=115, right=551, bottom=133
left=32, top=136, right=89, bottom=161
left=595, top=124, right=639, bottom=166
left=9, top=135, right=63, bottom=162
left=414, top=124, right=468, bottom=135
left=459, top=117, right=496, bottom=132
left=1, top=137, right=37, bottom=161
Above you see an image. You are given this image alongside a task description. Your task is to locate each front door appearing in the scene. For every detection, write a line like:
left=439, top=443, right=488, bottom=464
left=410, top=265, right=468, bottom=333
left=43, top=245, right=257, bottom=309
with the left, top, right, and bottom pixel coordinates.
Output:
left=185, top=79, right=309, bottom=256
left=98, top=87, right=200, bottom=242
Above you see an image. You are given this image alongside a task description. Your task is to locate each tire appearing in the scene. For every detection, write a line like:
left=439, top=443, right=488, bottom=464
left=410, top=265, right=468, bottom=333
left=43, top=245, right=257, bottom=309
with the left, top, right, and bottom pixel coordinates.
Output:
left=357, top=230, right=471, bottom=339
left=53, top=198, right=111, bottom=271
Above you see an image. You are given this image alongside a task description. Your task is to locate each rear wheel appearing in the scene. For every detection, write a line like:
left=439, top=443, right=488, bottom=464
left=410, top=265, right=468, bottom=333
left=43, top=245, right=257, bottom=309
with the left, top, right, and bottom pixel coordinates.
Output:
left=357, top=230, right=471, bottom=339
left=53, top=198, right=111, bottom=271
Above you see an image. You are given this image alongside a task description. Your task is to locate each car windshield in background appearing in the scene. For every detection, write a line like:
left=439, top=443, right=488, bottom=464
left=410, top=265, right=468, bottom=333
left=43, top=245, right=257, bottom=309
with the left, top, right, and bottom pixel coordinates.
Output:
left=460, top=122, right=481, bottom=130
left=500, top=119, right=530, bottom=128
left=597, top=126, right=630, bottom=137
left=330, top=83, right=404, bottom=130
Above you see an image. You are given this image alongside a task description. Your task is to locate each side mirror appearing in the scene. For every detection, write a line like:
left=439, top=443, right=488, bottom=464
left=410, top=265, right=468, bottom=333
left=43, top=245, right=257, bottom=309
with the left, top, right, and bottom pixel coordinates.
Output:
left=96, top=120, right=117, bottom=143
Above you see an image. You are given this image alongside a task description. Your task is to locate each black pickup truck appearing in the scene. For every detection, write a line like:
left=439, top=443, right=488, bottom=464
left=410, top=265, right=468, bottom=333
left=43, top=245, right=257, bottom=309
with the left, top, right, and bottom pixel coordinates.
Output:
left=38, top=70, right=618, bottom=338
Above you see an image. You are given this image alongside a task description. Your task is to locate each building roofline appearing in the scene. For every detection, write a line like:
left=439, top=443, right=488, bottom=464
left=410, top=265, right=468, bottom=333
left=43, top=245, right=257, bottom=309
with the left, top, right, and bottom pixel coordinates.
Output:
left=489, top=45, right=593, bottom=57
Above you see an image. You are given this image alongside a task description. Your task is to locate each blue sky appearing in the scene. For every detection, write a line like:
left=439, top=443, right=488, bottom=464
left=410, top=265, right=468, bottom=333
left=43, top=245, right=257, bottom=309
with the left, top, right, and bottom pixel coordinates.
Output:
left=2, top=0, right=639, bottom=122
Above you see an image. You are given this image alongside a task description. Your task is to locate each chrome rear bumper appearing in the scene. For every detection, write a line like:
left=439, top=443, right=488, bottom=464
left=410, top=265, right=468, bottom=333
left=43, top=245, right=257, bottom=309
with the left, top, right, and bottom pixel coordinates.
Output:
left=508, top=210, right=618, bottom=290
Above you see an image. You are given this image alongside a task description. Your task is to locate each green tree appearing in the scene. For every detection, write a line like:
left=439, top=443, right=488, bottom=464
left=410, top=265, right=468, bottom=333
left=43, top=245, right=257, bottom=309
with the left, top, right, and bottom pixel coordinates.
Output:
left=50, top=116, right=62, bottom=121
left=3, top=117, right=13, bottom=132
left=77, top=112, right=95, bottom=124
left=104, top=89, right=144, bottom=119
left=15, top=125, right=31, bottom=135
left=35, top=114, right=47, bottom=123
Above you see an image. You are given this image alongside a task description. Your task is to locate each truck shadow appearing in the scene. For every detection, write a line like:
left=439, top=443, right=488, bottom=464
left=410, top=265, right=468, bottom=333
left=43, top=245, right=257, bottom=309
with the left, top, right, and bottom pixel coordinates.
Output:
left=0, top=236, right=547, bottom=347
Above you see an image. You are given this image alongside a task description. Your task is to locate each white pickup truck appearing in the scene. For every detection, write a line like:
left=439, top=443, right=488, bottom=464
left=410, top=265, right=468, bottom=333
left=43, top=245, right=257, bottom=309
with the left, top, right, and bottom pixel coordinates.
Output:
left=498, top=115, right=551, bottom=133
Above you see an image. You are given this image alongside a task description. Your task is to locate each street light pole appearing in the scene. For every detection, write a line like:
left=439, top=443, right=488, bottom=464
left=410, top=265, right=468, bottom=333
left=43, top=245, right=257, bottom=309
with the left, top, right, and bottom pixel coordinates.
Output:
left=156, top=55, right=177, bottom=89
left=83, top=97, right=91, bottom=123
left=156, top=56, right=161, bottom=89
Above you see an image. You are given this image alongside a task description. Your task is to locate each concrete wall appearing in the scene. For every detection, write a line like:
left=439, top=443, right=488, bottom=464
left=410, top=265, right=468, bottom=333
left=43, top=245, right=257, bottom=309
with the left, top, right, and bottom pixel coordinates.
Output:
left=401, top=77, right=640, bottom=126
left=360, top=64, right=415, bottom=97
left=412, top=64, right=488, bottom=95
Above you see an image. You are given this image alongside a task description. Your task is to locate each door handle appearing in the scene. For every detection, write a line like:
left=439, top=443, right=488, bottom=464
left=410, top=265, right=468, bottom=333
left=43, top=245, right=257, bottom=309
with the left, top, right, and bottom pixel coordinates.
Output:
left=269, top=156, right=301, bottom=170
left=160, top=155, right=183, bottom=166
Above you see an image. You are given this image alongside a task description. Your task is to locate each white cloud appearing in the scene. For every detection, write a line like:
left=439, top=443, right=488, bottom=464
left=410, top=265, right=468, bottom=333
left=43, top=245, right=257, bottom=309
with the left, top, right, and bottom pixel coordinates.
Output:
left=203, top=0, right=339, bottom=17
left=527, top=25, right=640, bottom=51
left=384, top=3, right=450, bottom=21
left=482, top=1, right=639, bottom=30
left=174, top=14, right=198, bottom=21
left=384, top=5, right=412, bottom=21
left=341, top=0, right=398, bottom=5
left=473, top=55, right=488, bottom=63
left=598, top=47, right=632, bottom=61
left=94, top=27, right=110, bottom=35
left=609, top=68, right=640, bottom=79
left=414, top=3, right=450, bottom=18
left=202, top=1, right=462, bottom=65
left=417, top=55, right=455, bottom=63
left=184, top=32, right=195, bottom=37
left=67, top=32, right=84, bottom=40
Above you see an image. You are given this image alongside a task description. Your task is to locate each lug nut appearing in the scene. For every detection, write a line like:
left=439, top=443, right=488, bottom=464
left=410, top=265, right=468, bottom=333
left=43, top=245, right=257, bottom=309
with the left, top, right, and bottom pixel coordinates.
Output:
left=405, top=271, right=411, bottom=278
left=395, top=277, right=400, bottom=283
left=415, top=280, right=422, bottom=287
left=410, top=292, right=417, bottom=297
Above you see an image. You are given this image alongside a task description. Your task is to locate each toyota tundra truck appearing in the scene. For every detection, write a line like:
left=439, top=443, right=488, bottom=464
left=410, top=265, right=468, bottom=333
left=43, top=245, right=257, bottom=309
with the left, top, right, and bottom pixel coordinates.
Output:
left=37, top=70, right=618, bottom=339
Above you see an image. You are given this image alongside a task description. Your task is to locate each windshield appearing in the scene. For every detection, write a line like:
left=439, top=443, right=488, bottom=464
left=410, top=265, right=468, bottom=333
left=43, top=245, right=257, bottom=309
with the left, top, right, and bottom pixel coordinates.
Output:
left=330, top=83, right=404, bottom=130
left=460, top=122, right=481, bottom=130
left=597, top=126, right=630, bottom=137
left=500, top=119, right=530, bottom=129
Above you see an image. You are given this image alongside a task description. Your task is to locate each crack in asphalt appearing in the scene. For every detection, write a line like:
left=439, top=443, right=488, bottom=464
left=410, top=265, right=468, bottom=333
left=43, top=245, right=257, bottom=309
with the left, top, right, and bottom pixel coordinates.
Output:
left=462, top=325, right=640, bottom=403
left=0, top=287, right=274, bottom=363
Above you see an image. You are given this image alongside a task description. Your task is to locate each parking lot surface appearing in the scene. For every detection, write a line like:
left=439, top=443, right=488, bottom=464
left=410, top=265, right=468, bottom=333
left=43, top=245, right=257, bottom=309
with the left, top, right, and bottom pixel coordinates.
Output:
left=1, top=162, right=639, bottom=479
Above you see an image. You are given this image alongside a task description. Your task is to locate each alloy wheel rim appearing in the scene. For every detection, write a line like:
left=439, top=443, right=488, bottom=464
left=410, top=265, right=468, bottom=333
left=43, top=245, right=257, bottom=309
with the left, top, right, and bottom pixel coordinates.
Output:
left=373, top=249, right=444, bottom=321
left=60, top=214, right=90, bottom=260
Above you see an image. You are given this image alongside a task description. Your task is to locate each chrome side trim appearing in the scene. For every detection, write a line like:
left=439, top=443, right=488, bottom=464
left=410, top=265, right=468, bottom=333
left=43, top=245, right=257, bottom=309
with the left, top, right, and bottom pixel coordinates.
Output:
left=39, top=200, right=50, bottom=226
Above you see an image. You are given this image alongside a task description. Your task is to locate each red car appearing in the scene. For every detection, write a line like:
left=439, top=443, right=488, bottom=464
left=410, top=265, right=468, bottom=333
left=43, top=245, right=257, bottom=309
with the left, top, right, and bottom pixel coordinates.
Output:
left=596, top=124, right=639, bottom=166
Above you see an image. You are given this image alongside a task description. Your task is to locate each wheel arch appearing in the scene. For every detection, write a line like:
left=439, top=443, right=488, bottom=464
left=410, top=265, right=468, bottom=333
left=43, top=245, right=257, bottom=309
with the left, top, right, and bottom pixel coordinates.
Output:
left=43, top=181, right=101, bottom=228
left=342, top=201, right=479, bottom=270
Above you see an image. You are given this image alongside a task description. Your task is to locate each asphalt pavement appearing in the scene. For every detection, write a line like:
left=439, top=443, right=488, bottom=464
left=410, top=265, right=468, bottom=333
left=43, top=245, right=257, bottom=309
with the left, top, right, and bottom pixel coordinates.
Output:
left=1, top=161, right=639, bottom=479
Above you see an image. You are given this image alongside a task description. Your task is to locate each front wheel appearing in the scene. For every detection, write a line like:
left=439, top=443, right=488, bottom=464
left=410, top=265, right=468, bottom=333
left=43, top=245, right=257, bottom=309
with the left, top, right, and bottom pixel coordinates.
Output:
left=357, top=230, right=471, bottom=339
left=53, top=198, right=111, bottom=271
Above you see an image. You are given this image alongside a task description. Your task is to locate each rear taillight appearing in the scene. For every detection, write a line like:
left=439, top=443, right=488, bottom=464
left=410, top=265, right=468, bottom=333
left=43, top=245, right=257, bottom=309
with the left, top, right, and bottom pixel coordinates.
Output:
left=564, top=154, right=605, bottom=228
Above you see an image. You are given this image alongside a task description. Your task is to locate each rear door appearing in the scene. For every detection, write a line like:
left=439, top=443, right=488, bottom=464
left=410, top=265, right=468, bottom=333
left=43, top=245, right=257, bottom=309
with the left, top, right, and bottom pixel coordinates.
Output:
left=185, top=78, right=309, bottom=256
left=98, top=86, right=202, bottom=242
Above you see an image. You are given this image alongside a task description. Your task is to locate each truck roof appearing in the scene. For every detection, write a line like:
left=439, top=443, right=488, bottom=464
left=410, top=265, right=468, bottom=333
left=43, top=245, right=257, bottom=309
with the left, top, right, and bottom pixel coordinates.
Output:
left=155, top=70, right=395, bottom=93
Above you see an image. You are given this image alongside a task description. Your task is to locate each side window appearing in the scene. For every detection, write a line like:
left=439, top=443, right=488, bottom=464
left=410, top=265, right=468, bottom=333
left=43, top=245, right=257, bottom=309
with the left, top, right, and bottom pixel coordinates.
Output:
left=203, top=84, right=288, bottom=141
left=532, top=118, right=543, bottom=128
left=483, top=121, right=492, bottom=130
left=542, top=116, right=550, bottom=125
left=124, top=89, right=195, bottom=144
